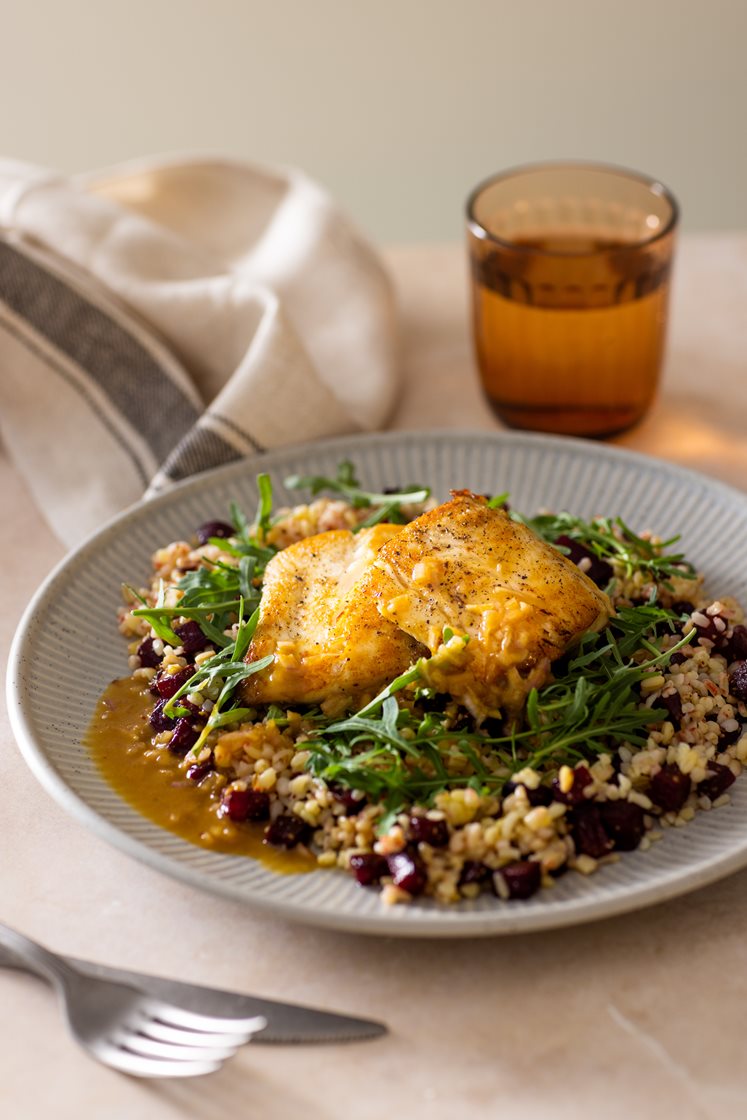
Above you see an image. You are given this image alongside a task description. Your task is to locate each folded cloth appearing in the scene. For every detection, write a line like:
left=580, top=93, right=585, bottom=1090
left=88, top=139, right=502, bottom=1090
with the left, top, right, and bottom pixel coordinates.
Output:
left=0, top=155, right=399, bottom=546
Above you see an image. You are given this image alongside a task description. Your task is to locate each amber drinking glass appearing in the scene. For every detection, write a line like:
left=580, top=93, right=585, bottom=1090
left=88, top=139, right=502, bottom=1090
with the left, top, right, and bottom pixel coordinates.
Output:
left=466, top=162, right=679, bottom=438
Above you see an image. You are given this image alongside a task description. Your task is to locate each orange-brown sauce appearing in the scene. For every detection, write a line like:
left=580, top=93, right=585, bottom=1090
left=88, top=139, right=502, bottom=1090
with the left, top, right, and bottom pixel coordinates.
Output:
left=85, top=676, right=314, bottom=874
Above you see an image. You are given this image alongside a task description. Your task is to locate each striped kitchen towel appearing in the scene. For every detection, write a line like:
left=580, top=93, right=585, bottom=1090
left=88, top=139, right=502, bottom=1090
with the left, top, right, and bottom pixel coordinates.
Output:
left=0, top=156, right=399, bottom=546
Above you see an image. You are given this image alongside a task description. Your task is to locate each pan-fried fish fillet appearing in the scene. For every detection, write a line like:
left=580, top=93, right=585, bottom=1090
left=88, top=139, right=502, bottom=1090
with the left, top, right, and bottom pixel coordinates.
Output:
left=243, top=523, right=424, bottom=713
left=367, top=491, right=611, bottom=718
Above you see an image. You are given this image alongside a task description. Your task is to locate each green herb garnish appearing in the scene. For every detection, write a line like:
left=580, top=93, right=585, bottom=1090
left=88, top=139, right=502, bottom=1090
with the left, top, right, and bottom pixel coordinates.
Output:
left=512, top=509, right=697, bottom=589
left=130, top=483, right=282, bottom=750
left=159, top=605, right=274, bottom=758
left=133, top=580, right=182, bottom=647
left=252, top=473, right=274, bottom=540
left=132, top=489, right=278, bottom=651
left=129, top=463, right=701, bottom=819
left=285, top=459, right=430, bottom=522
left=304, top=603, right=693, bottom=825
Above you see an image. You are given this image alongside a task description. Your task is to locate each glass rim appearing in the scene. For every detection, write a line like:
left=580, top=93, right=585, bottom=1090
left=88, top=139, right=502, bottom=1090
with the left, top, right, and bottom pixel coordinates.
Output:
left=465, top=160, right=680, bottom=257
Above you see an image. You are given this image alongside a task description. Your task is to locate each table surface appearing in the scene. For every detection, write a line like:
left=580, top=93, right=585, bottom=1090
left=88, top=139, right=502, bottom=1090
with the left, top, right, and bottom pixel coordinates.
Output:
left=3, top=234, right=747, bottom=1120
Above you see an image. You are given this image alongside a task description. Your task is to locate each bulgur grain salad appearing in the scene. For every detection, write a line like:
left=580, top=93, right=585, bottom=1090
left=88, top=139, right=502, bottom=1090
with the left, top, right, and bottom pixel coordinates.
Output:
left=90, top=461, right=747, bottom=906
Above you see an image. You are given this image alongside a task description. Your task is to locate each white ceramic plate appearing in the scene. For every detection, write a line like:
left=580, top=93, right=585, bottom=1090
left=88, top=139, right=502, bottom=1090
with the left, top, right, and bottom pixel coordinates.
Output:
left=9, top=430, right=747, bottom=937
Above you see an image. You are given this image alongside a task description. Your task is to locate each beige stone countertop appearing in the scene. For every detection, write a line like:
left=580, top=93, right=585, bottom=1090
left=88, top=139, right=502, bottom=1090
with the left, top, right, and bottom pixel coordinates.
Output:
left=2, top=234, right=747, bottom=1119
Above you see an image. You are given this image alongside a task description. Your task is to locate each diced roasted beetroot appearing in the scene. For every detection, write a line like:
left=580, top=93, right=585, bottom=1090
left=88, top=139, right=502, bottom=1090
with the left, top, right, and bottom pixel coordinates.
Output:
left=458, top=860, right=491, bottom=888
left=599, top=800, right=646, bottom=851
left=168, top=718, right=199, bottom=755
left=571, top=803, right=613, bottom=859
left=553, top=535, right=588, bottom=564
left=649, top=765, right=692, bottom=812
left=476, top=713, right=504, bottom=738
left=494, top=860, right=541, bottom=900
left=671, top=600, right=695, bottom=617
left=196, top=519, right=235, bottom=546
left=221, top=787, right=271, bottom=822
left=554, top=535, right=613, bottom=588
left=408, top=815, right=449, bottom=848
left=659, top=689, right=683, bottom=727
left=264, top=814, right=311, bottom=848
left=136, top=637, right=161, bottom=668
left=349, top=853, right=388, bottom=886
left=503, top=780, right=553, bottom=807
left=330, top=784, right=366, bottom=816
left=186, top=762, right=213, bottom=783
left=552, top=765, right=593, bottom=807
left=692, top=608, right=730, bottom=649
left=387, top=850, right=427, bottom=895
left=149, top=700, right=177, bottom=732
left=726, top=624, right=747, bottom=662
left=718, top=723, right=743, bottom=747
left=729, top=661, right=747, bottom=702
left=153, top=666, right=194, bottom=700
left=699, top=762, right=736, bottom=801
left=668, top=651, right=689, bottom=667
left=174, top=620, right=210, bottom=657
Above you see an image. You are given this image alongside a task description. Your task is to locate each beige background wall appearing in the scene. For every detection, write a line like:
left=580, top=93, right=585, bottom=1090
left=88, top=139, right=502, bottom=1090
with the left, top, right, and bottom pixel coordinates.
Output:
left=2, top=0, right=744, bottom=242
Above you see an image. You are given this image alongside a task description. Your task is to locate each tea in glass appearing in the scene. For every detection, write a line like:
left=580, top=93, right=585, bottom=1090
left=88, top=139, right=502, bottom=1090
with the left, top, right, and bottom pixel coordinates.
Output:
left=466, top=163, right=679, bottom=438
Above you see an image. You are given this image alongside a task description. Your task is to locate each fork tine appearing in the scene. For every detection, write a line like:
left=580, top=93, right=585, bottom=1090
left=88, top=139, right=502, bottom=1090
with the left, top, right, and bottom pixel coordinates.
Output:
left=140, top=1019, right=257, bottom=1048
left=112, top=1032, right=239, bottom=1063
left=93, top=1043, right=223, bottom=1079
left=147, top=1002, right=267, bottom=1036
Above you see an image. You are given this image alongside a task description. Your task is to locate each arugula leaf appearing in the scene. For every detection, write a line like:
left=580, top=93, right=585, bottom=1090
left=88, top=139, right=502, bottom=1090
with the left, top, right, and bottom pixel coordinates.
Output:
left=230, top=500, right=251, bottom=541
left=137, top=581, right=182, bottom=646
left=238, top=555, right=256, bottom=602
left=253, top=473, right=274, bottom=540
left=285, top=459, right=430, bottom=511
left=185, top=652, right=274, bottom=759
left=162, top=607, right=262, bottom=716
left=127, top=463, right=706, bottom=832
left=161, top=605, right=270, bottom=758
left=224, top=499, right=277, bottom=566
left=304, top=604, right=694, bottom=815
left=512, top=508, right=697, bottom=588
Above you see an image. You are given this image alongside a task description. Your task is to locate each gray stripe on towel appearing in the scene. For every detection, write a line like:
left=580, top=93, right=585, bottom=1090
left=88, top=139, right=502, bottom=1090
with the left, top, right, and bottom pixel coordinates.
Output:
left=0, top=239, right=199, bottom=464
left=158, top=423, right=244, bottom=483
left=0, top=309, right=150, bottom=486
left=210, top=412, right=265, bottom=455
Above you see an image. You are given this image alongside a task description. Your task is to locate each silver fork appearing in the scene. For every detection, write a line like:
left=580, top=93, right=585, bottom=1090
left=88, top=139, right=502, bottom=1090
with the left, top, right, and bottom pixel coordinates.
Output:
left=1, top=923, right=266, bottom=1077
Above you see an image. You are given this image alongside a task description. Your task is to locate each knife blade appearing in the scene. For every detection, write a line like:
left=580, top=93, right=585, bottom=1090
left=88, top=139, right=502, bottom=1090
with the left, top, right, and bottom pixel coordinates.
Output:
left=70, top=957, right=386, bottom=1044
left=4, top=948, right=385, bottom=1044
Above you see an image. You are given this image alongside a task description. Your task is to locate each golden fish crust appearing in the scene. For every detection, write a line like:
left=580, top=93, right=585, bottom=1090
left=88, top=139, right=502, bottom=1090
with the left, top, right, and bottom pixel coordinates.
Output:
left=367, top=491, right=612, bottom=718
left=242, top=523, right=425, bottom=713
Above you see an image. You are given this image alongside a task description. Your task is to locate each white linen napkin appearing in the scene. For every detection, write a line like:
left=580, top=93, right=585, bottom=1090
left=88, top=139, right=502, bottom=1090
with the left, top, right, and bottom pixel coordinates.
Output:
left=0, top=155, right=399, bottom=546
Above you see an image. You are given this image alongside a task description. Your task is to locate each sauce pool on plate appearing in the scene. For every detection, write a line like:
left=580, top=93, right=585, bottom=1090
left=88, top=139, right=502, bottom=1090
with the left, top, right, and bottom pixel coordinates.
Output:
left=85, top=677, right=314, bottom=875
